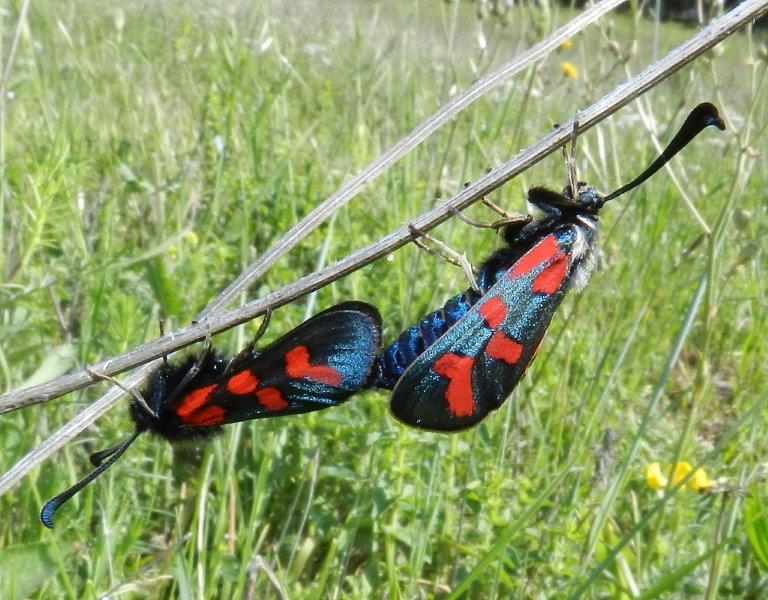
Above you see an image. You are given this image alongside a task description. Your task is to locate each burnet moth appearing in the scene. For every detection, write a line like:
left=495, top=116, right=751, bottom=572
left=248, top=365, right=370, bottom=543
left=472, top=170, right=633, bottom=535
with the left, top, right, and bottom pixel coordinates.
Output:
left=372, top=103, right=725, bottom=431
left=41, top=301, right=382, bottom=528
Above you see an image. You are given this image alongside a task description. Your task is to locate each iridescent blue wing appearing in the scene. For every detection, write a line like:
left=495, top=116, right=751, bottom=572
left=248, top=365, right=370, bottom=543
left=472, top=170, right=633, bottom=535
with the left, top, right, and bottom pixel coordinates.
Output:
left=167, top=302, right=381, bottom=430
left=390, top=228, right=584, bottom=431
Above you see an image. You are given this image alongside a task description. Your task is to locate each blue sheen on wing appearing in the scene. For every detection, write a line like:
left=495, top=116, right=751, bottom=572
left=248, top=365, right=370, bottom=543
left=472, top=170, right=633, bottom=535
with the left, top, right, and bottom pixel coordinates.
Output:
left=372, top=240, right=516, bottom=390
left=373, top=290, right=480, bottom=389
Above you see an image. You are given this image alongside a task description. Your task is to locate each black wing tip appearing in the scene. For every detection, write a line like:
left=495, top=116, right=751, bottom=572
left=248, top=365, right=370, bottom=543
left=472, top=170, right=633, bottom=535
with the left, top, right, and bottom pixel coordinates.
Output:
left=390, top=411, right=481, bottom=433
left=312, top=301, right=383, bottom=346
left=389, top=399, right=484, bottom=433
left=317, top=301, right=382, bottom=325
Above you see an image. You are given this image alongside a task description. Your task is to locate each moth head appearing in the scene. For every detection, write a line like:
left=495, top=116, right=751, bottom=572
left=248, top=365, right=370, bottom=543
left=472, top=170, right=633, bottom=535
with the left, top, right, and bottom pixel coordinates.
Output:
left=563, top=182, right=604, bottom=214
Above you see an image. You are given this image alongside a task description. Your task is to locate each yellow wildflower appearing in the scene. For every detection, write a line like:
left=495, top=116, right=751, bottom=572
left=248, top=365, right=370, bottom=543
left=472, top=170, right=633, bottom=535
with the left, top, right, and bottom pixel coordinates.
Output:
left=561, top=62, right=579, bottom=80
left=645, top=461, right=714, bottom=492
left=558, top=38, right=573, bottom=50
left=646, top=462, right=667, bottom=490
left=689, top=468, right=713, bottom=492
left=184, top=231, right=199, bottom=246
left=671, top=461, right=693, bottom=486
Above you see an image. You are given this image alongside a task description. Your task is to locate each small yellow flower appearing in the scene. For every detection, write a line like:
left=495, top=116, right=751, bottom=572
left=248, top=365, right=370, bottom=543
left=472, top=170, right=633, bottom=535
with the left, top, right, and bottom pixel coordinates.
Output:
left=168, top=245, right=179, bottom=262
left=184, top=231, right=199, bottom=247
left=645, top=461, right=714, bottom=492
left=561, top=62, right=579, bottom=80
left=646, top=462, right=667, bottom=490
left=671, top=461, right=693, bottom=486
left=689, top=468, right=713, bottom=492
left=558, top=38, right=573, bottom=50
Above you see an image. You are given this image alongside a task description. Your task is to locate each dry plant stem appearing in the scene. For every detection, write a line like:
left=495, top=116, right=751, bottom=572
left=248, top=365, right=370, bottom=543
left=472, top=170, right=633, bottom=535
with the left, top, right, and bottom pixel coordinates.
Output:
left=1, top=0, right=762, bottom=414
left=193, top=0, right=627, bottom=323
left=0, top=0, right=623, bottom=416
left=245, top=555, right=289, bottom=600
left=0, top=0, right=624, bottom=488
left=0, top=0, right=764, bottom=498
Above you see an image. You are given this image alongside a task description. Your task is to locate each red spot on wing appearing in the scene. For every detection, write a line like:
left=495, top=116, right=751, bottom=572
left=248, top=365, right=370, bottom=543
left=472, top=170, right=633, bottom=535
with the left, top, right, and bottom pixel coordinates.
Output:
left=176, top=384, right=217, bottom=421
left=285, top=346, right=342, bottom=386
left=510, top=235, right=561, bottom=278
left=256, top=387, right=288, bottom=411
left=486, top=332, right=523, bottom=365
left=176, top=384, right=225, bottom=427
left=226, top=370, right=259, bottom=395
left=433, top=354, right=476, bottom=417
left=478, top=296, right=507, bottom=329
left=184, top=405, right=225, bottom=426
left=532, top=253, right=568, bottom=295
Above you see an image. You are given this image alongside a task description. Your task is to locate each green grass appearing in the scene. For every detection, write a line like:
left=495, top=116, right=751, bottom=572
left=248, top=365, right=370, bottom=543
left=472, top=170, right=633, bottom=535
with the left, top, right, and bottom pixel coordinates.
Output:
left=1, top=0, right=766, bottom=597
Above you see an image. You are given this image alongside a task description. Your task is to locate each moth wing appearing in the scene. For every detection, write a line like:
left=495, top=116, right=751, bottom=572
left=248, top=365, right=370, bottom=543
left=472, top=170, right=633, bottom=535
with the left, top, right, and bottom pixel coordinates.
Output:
left=390, top=230, right=578, bottom=431
left=176, top=302, right=381, bottom=426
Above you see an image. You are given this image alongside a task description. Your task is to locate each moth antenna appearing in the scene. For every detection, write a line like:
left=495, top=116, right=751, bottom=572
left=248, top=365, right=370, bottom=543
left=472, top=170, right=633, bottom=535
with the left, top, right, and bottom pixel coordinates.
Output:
left=604, top=103, right=725, bottom=202
left=89, top=440, right=127, bottom=467
left=40, top=429, right=142, bottom=529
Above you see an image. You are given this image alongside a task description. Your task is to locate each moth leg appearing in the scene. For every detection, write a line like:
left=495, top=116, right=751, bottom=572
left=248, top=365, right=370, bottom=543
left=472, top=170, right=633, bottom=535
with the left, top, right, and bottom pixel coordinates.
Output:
left=458, top=181, right=530, bottom=226
left=223, top=310, right=272, bottom=376
left=84, top=365, right=156, bottom=419
left=408, top=223, right=480, bottom=294
left=183, top=327, right=214, bottom=383
left=163, top=326, right=214, bottom=407
left=563, top=115, right=580, bottom=200
left=158, top=316, right=170, bottom=369
left=451, top=208, right=502, bottom=229
left=451, top=201, right=532, bottom=230
left=483, top=197, right=530, bottom=223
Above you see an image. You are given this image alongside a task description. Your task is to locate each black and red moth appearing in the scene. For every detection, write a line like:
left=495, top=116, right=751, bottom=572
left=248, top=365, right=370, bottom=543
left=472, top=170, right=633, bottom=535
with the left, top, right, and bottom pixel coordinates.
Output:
left=372, top=103, right=725, bottom=431
left=41, top=301, right=382, bottom=528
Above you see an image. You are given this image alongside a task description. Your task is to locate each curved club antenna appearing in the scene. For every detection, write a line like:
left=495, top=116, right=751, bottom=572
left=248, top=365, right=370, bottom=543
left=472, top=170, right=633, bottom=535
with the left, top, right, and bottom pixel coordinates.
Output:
left=40, top=429, right=142, bottom=529
left=604, top=103, right=725, bottom=202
